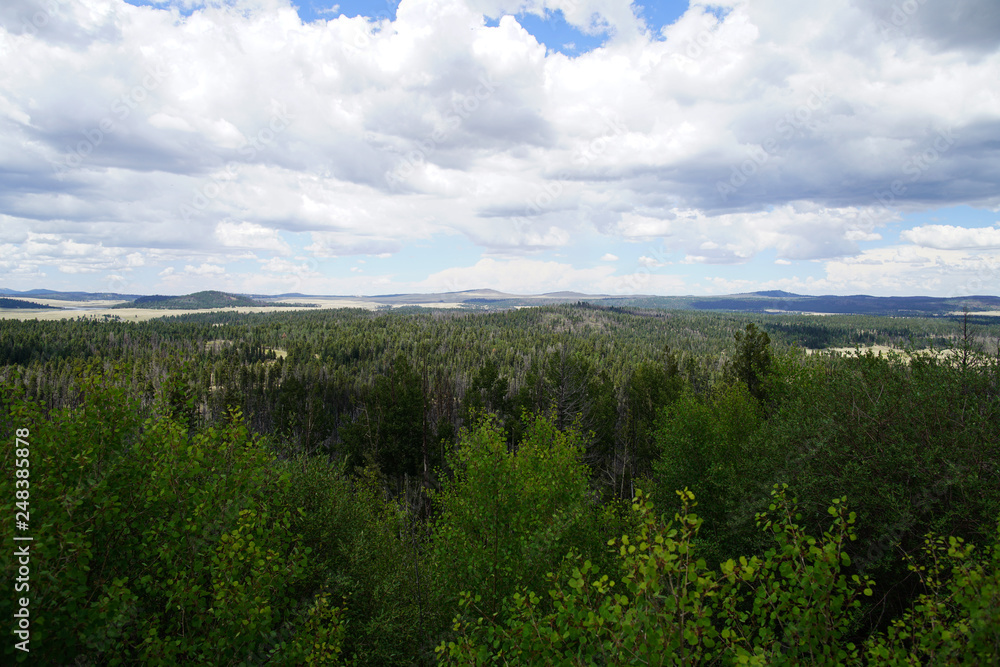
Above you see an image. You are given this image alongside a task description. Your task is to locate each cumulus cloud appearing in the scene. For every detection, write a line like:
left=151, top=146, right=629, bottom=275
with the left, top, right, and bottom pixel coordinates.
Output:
left=824, top=245, right=1000, bottom=296
left=184, top=263, right=225, bottom=276
left=306, top=232, right=404, bottom=257
left=638, top=255, right=667, bottom=267
left=419, top=257, right=616, bottom=293
left=0, top=0, right=998, bottom=295
left=216, top=220, right=291, bottom=252
left=615, top=203, right=897, bottom=263
left=901, top=223, right=1000, bottom=249
left=856, top=0, right=1000, bottom=54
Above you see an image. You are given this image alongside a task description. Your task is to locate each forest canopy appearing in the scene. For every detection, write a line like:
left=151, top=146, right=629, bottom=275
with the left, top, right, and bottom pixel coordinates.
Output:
left=1, top=305, right=998, bottom=664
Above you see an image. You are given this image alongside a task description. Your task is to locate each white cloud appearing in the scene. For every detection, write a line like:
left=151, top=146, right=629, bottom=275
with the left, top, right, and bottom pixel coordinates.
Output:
left=604, top=270, right=687, bottom=294
left=638, top=255, right=667, bottom=267
left=419, top=257, right=616, bottom=293
left=256, top=257, right=301, bottom=273
left=0, top=0, right=998, bottom=295
left=601, top=252, right=618, bottom=261
left=184, top=263, right=225, bottom=276
left=845, top=230, right=882, bottom=242
left=615, top=204, right=897, bottom=263
left=901, top=224, right=1000, bottom=249
left=306, top=232, right=404, bottom=257
left=215, top=220, right=291, bottom=252
left=823, top=246, right=1000, bottom=296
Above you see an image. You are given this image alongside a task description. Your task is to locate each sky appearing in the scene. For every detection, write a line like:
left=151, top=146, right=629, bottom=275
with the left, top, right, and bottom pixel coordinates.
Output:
left=1, top=0, right=999, bottom=297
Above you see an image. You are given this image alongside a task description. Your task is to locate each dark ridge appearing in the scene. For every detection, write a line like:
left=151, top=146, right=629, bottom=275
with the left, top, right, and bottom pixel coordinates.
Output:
left=0, top=297, right=57, bottom=309
left=750, top=290, right=801, bottom=298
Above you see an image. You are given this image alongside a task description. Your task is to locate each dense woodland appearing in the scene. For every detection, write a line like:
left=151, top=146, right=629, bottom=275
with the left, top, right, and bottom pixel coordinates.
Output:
left=1, top=304, right=999, bottom=664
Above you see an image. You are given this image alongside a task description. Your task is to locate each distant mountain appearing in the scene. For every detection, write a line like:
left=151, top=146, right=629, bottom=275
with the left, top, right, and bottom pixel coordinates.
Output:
left=5, top=287, right=1000, bottom=317
left=458, top=289, right=508, bottom=296
left=747, top=290, right=801, bottom=298
left=111, top=290, right=321, bottom=310
left=687, top=293, right=1000, bottom=316
left=541, top=291, right=590, bottom=297
left=0, top=289, right=137, bottom=301
left=115, top=291, right=265, bottom=310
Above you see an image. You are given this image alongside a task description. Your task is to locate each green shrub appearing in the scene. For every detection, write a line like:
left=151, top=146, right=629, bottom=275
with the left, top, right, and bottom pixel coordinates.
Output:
left=437, top=485, right=874, bottom=666
left=1, top=373, right=312, bottom=664
left=430, top=412, right=595, bottom=618
left=866, top=527, right=1000, bottom=664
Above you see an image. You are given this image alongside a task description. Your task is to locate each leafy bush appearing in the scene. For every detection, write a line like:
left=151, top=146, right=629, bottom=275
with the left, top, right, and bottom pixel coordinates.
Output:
left=437, top=485, right=874, bottom=666
left=1, top=373, right=312, bottom=664
left=430, top=412, right=596, bottom=618
left=866, top=527, right=1000, bottom=664
left=653, top=382, right=767, bottom=562
left=271, top=457, right=431, bottom=666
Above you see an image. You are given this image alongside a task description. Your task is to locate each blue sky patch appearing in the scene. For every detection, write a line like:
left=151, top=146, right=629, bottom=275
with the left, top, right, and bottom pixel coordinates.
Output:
left=122, top=1, right=691, bottom=49
left=513, top=9, right=607, bottom=56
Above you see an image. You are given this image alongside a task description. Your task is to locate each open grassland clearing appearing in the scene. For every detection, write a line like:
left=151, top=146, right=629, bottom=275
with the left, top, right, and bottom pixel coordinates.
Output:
left=805, top=345, right=996, bottom=365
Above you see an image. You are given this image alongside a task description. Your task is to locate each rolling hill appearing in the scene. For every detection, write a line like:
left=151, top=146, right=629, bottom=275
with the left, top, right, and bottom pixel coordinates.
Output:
left=3, top=286, right=998, bottom=317
left=0, top=297, right=57, bottom=310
